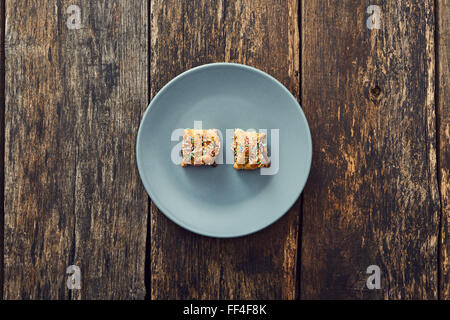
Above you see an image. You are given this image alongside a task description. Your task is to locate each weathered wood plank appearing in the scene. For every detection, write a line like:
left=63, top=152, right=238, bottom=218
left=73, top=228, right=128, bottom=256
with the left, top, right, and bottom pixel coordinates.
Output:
left=4, top=0, right=76, bottom=299
left=300, top=1, right=440, bottom=299
left=69, top=1, right=148, bottom=300
left=4, top=1, right=148, bottom=299
left=150, top=0, right=300, bottom=299
left=0, top=0, right=5, bottom=300
left=438, top=0, right=450, bottom=300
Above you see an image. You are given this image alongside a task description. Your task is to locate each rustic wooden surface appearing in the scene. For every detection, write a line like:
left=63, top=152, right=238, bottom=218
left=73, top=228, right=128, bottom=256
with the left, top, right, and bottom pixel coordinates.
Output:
left=0, top=0, right=4, bottom=301
left=150, top=0, right=300, bottom=300
left=0, top=0, right=448, bottom=300
left=3, top=1, right=148, bottom=299
left=438, top=0, right=450, bottom=300
left=301, top=0, right=441, bottom=299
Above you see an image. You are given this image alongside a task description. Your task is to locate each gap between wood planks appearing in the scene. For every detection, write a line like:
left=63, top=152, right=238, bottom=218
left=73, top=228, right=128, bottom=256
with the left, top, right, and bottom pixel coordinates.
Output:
left=295, top=0, right=303, bottom=300
left=435, top=0, right=442, bottom=300
left=144, top=0, right=152, bottom=301
left=435, top=0, right=450, bottom=301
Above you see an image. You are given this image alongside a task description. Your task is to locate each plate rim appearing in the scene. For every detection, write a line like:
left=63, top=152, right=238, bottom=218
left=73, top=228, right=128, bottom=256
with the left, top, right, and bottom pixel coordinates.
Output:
left=136, top=62, right=312, bottom=238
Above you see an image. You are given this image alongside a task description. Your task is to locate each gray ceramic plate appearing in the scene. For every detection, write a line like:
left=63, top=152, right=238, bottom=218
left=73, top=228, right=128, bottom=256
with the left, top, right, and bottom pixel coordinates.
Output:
left=136, top=63, right=312, bottom=238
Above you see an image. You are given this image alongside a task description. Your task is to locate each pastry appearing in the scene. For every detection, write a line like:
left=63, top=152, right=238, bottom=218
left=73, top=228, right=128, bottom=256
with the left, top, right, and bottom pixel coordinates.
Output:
left=181, top=129, right=221, bottom=167
left=232, top=129, right=270, bottom=170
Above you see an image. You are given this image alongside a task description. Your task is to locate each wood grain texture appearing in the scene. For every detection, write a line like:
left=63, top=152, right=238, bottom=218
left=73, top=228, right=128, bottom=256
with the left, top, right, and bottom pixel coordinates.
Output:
left=4, top=0, right=75, bottom=299
left=300, top=1, right=441, bottom=299
left=69, top=1, right=148, bottom=300
left=4, top=1, right=148, bottom=299
left=438, top=0, right=450, bottom=299
left=150, top=0, right=300, bottom=299
left=0, top=0, right=5, bottom=300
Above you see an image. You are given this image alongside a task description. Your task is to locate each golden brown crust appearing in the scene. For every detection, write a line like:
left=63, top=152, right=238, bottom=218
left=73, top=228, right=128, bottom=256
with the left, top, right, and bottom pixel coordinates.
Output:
left=232, top=163, right=270, bottom=170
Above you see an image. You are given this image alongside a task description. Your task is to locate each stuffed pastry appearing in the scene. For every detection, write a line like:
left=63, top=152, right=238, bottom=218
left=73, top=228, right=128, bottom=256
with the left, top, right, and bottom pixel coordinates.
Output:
left=232, top=129, right=270, bottom=170
left=181, top=129, right=221, bottom=167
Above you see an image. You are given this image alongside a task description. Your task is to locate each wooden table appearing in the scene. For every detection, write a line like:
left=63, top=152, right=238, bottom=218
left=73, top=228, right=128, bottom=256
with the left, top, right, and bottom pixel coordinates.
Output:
left=0, top=0, right=448, bottom=300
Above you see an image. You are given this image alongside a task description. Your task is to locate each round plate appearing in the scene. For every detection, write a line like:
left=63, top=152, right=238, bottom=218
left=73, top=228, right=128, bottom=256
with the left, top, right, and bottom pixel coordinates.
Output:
left=137, top=63, right=312, bottom=238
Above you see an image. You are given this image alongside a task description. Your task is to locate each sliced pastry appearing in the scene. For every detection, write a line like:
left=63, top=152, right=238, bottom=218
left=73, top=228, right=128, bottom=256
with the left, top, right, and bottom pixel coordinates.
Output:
left=181, top=129, right=221, bottom=167
left=232, top=129, right=270, bottom=170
